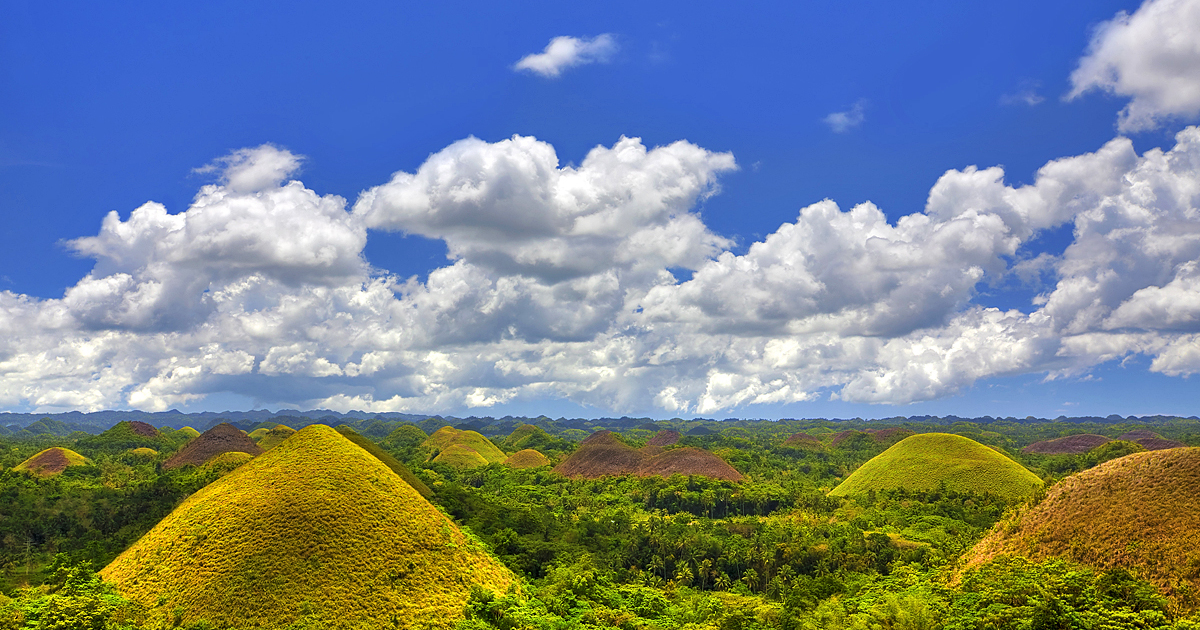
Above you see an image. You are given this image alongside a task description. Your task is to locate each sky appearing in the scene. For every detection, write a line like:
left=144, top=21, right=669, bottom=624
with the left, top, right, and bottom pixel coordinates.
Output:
left=2, top=0, right=1200, bottom=419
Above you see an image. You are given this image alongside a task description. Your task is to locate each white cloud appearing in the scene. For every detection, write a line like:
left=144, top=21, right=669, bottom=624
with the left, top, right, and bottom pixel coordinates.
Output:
left=1069, top=0, right=1200, bottom=131
left=2, top=129, right=1200, bottom=413
left=823, top=100, right=866, bottom=133
left=513, top=34, right=617, bottom=78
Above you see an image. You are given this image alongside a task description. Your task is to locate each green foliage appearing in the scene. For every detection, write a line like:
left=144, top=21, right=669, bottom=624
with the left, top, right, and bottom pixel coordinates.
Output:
left=0, top=556, right=139, bottom=630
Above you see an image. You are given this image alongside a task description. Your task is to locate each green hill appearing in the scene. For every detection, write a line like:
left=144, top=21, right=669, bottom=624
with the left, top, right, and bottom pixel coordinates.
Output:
left=433, top=443, right=491, bottom=469
left=421, top=427, right=506, bottom=464
left=334, top=425, right=433, bottom=499
left=504, top=449, right=551, bottom=468
left=829, top=433, right=1042, bottom=500
left=77, top=420, right=166, bottom=451
left=964, top=447, right=1200, bottom=613
left=100, top=424, right=515, bottom=630
left=255, top=424, right=296, bottom=450
left=175, top=426, right=201, bottom=439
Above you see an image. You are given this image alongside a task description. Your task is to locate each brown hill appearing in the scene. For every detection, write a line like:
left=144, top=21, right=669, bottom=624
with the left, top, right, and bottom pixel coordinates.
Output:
left=1021, top=433, right=1112, bottom=455
left=504, top=449, right=551, bottom=468
left=555, top=431, right=742, bottom=480
left=962, top=447, right=1200, bottom=613
left=646, top=430, right=681, bottom=447
left=782, top=432, right=823, bottom=448
left=554, top=431, right=647, bottom=478
left=637, top=447, right=744, bottom=481
left=163, top=423, right=264, bottom=469
left=1119, top=430, right=1185, bottom=450
left=13, top=447, right=89, bottom=477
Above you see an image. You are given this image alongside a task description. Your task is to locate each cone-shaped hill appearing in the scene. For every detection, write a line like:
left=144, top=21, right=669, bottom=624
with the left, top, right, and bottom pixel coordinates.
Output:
left=176, top=426, right=201, bottom=439
left=1119, top=429, right=1185, bottom=451
left=782, top=432, right=823, bottom=449
left=963, top=447, right=1200, bottom=612
left=636, top=447, right=744, bottom=481
left=646, top=430, right=681, bottom=447
left=78, top=420, right=165, bottom=450
left=421, top=427, right=506, bottom=465
left=102, top=424, right=515, bottom=629
left=505, top=449, right=551, bottom=468
left=254, top=424, right=296, bottom=450
left=1022, top=433, right=1113, bottom=455
left=555, top=431, right=743, bottom=481
left=830, top=433, right=1042, bottom=500
left=433, top=443, right=491, bottom=469
left=335, top=426, right=433, bottom=499
left=14, top=447, right=89, bottom=477
left=163, top=423, right=264, bottom=469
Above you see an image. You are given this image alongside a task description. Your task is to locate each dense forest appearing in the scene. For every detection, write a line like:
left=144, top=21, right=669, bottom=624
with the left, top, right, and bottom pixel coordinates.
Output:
left=1, top=413, right=1198, bottom=629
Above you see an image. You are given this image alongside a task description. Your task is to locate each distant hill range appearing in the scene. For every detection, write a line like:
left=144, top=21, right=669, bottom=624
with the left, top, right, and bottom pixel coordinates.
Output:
left=2, top=409, right=1198, bottom=437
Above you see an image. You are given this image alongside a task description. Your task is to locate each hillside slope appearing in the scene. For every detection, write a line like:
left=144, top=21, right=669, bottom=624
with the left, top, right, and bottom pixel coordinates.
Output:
left=101, top=424, right=515, bottom=630
left=962, top=447, right=1200, bottom=612
left=829, top=433, right=1042, bottom=500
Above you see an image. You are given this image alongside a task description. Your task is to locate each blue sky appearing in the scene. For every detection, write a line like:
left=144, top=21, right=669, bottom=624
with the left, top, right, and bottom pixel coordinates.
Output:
left=2, top=0, right=1200, bottom=418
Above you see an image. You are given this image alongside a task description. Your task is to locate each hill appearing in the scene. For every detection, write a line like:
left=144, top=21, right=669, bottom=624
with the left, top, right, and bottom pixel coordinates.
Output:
left=175, top=426, right=201, bottom=439
left=254, top=424, right=296, bottom=450
left=504, top=449, right=551, bottom=468
left=554, top=431, right=743, bottom=481
left=781, top=432, right=823, bottom=449
left=554, top=431, right=647, bottom=478
left=162, top=423, right=264, bottom=469
left=829, top=433, right=1042, bottom=500
left=646, top=430, right=681, bottom=447
left=101, top=424, right=515, bottom=630
left=13, top=447, right=89, bottom=477
left=636, top=447, right=744, bottom=481
left=963, top=447, right=1200, bottom=612
left=334, top=426, right=433, bottom=499
left=1022, top=433, right=1113, bottom=455
left=77, top=420, right=166, bottom=451
left=433, top=443, right=490, bottom=469
left=1119, top=429, right=1185, bottom=451
left=421, top=427, right=506, bottom=464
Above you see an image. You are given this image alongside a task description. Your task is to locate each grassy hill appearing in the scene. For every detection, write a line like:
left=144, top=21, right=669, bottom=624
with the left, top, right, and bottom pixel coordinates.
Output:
left=77, top=420, right=167, bottom=451
left=433, top=443, right=491, bottom=469
left=963, top=446, right=1200, bottom=613
left=421, top=427, right=506, bottom=464
left=829, top=433, right=1042, bottom=500
left=13, top=447, right=89, bottom=477
left=334, top=425, right=433, bottom=499
left=504, top=448, right=551, bottom=468
left=101, top=424, right=515, bottom=630
left=1021, top=433, right=1112, bottom=455
left=255, top=424, right=296, bottom=450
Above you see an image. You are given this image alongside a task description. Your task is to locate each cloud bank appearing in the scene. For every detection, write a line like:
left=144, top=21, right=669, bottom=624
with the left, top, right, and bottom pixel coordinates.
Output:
left=513, top=34, right=618, bottom=78
left=1069, top=0, right=1200, bottom=131
left=2, top=123, right=1200, bottom=414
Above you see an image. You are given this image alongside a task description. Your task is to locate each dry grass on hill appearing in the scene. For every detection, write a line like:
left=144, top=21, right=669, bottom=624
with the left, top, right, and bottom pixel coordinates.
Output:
left=335, top=426, right=433, bottom=498
left=555, top=431, right=743, bottom=481
left=13, top=447, right=89, bottom=477
left=256, top=424, right=296, bottom=450
left=782, top=432, right=823, bottom=449
left=504, top=449, right=551, bottom=469
left=646, top=430, right=681, bottom=447
left=434, top=443, right=491, bottom=469
left=1021, top=433, right=1113, bottom=455
left=962, top=447, right=1200, bottom=613
left=422, top=427, right=506, bottom=464
left=636, top=447, right=744, bottom=481
left=163, top=423, right=264, bottom=469
left=101, top=424, right=515, bottom=630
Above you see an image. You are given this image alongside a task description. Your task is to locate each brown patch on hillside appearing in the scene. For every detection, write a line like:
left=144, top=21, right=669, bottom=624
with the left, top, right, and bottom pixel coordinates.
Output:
left=1021, top=434, right=1112, bottom=455
left=647, top=430, right=681, bottom=447
left=636, top=447, right=744, bottom=481
left=129, top=421, right=160, bottom=437
left=1138, top=437, right=1185, bottom=450
left=962, top=447, right=1200, bottom=613
left=22, top=448, right=70, bottom=475
left=1119, top=429, right=1159, bottom=441
left=830, top=428, right=912, bottom=447
left=163, top=423, right=264, bottom=469
left=782, top=432, right=822, bottom=448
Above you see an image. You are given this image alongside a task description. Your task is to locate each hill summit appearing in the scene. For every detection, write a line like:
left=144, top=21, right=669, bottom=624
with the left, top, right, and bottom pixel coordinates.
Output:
left=421, top=426, right=506, bottom=469
left=163, top=422, right=264, bottom=469
left=554, top=431, right=743, bottom=481
left=829, top=433, right=1042, bottom=500
left=101, top=424, right=515, bottom=629
left=963, top=447, right=1200, bottom=612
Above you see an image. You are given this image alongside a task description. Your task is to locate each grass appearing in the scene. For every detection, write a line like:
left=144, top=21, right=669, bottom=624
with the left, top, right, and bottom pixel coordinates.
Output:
left=422, top=427, right=506, bottom=464
left=963, top=446, right=1200, bottom=613
left=829, top=433, right=1043, bottom=500
left=257, top=424, right=296, bottom=450
left=504, top=449, right=551, bottom=468
left=334, top=425, right=433, bottom=498
left=204, top=451, right=254, bottom=473
left=176, top=426, right=201, bottom=439
left=433, top=443, right=491, bottom=469
left=101, top=424, right=515, bottom=630
left=128, top=447, right=158, bottom=459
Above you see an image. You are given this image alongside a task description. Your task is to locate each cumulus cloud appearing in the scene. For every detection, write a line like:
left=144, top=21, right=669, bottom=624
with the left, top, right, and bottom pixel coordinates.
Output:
left=1069, top=0, right=1200, bottom=131
left=2, top=129, right=1200, bottom=414
left=513, top=35, right=617, bottom=78
left=823, top=100, right=866, bottom=132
